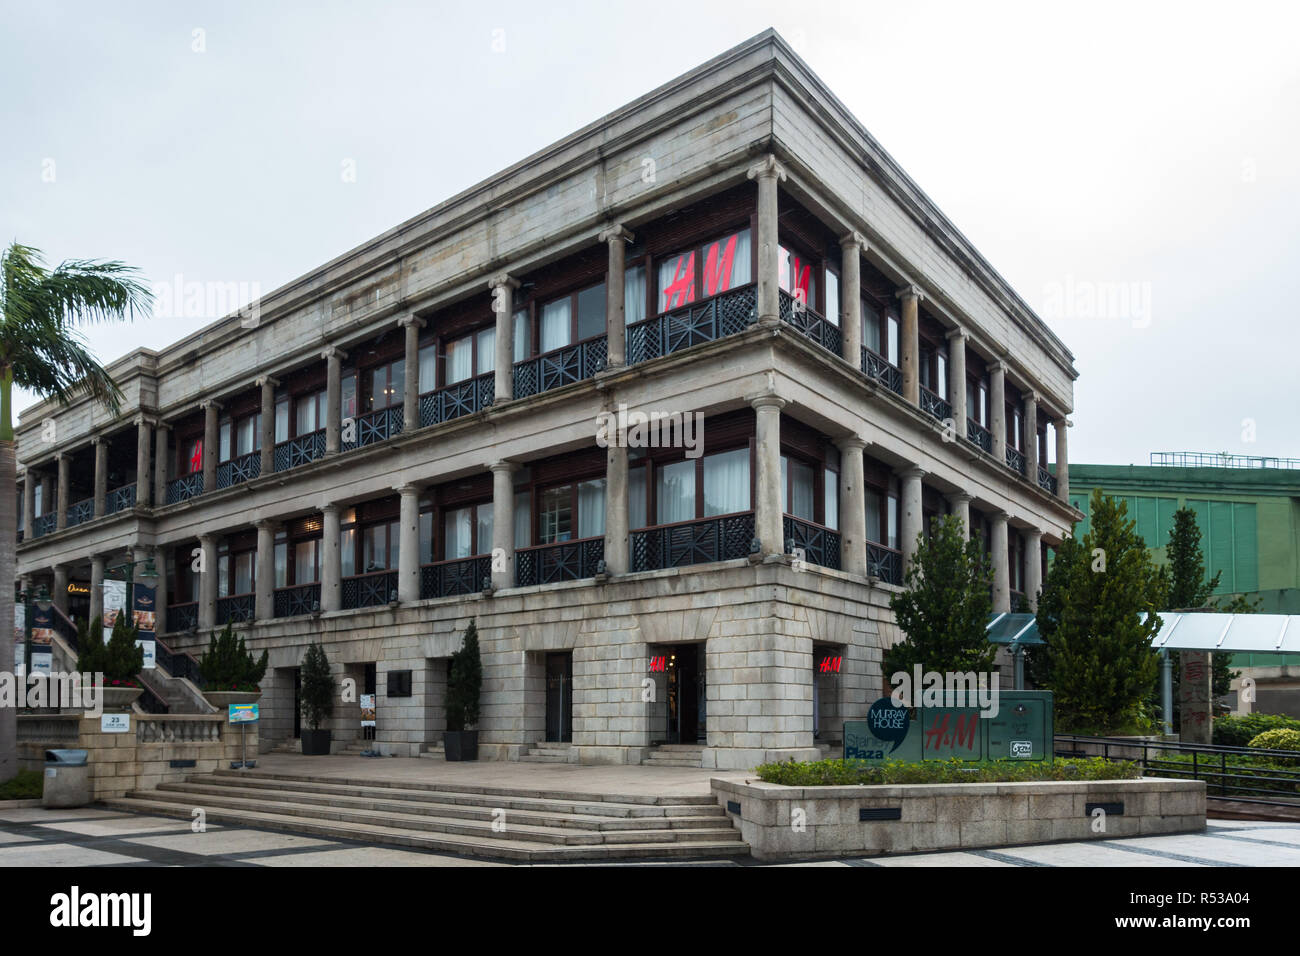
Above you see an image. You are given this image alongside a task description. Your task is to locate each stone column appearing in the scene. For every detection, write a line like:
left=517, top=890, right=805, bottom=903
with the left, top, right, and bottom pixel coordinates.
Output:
left=55, top=453, right=69, bottom=531
left=835, top=436, right=867, bottom=575
left=839, top=233, right=865, bottom=365
left=255, top=519, right=276, bottom=620
left=92, top=437, right=108, bottom=518
left=135, top=417, right=152, bottom=507
left=1024, top=391, right=1039, bottom=479
left=600, top=224, right=633, bottom=369
left=202, top=401, right=220, bottom=492
left=490, top=461, right=518, bottom=589
left=1025, top=528, right=1043, bottom=611
left=153, top=423, right=169, bottom=506
left=153, top=545, right=168, bottom=636
left=399, top=316, right=424, bottom=429
left=603, top=438, right=629, bottom=575
left=258, top=376, right=278, bottom=475
left=897, top=285, right=922, bottom=405
left=489, top=275, right=519, bottom=403
left=198, top=534, right=218, bottom=628
left=322, top=348, right=346, bottom=454
left=751, top=395, right=786, bottom=555
left=990, top=361, right=1007, bottom=463
left=946, top=327, right=968, bottom=433
left=1055, top=418, right=1070, bottom=499
left=991, top=513, right=1010, bottom=613
left=949, top=492, right=972, bottom=541
left=397, top=483, right=421, bottom=602
left=52, top=565, right=69, bottom=613
left=89, top=554, right=105, bottom=624
left=747, top=154, right=787, bottom=326
left=899, top=467, right=925, bottom=571
left=321, top=503, right=342, bottom=611
left=22, top=467, right=36, bottom=535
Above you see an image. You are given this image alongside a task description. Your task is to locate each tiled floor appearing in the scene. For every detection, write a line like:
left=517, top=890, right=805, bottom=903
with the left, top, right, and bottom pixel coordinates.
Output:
left=1, top=805, right=1296, bottom=866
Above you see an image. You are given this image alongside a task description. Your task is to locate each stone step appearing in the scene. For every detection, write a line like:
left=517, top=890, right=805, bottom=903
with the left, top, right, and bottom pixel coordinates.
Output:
left=103, top=796, right=749, bottom=862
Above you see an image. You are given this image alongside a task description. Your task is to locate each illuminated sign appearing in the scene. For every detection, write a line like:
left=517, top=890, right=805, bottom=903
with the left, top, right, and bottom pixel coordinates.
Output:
left=67, top=583, right=90, bottom=595
left=818, top=655, right=842, bottom=674
left=648, top=655, right=667, bottom=672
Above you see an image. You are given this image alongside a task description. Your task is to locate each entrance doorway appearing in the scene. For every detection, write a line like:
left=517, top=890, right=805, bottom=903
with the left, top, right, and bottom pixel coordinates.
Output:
left=665, top=644, right=705, bottom=744
left=545, top=652, right=573, bottom=743
left=292, top=667, right=301, bottom=739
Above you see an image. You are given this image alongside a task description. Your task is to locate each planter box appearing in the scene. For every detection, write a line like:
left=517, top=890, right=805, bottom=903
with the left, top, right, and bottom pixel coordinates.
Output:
left=301, top=730, right=331, bottom=756
left=711, top=776, right=1206, bottom=861
left=444, top=730, right=478, bottom=761
left=100, top=687, right=143, bottom=711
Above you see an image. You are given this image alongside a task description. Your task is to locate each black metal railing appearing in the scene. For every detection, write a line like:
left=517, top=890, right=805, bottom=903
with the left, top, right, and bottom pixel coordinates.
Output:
left=419, top=372, right=495, bottom=427
left=166, top=602, right=198, bottom=633
left=31, top=513, right=56, bottom=538
left=1006, top=445, right=1026, bottom=475
left=342, top=570, right=398, bottom=609
left=860, top=347, right=903, bottom=394
left=154, top=634, right=202, bottom=684
left=215, top=593, right=255, bottom=625
left=274, top=430, right=326, bottom=472
left=784, top=515, right=841, bottom=571
left=627, top=284, right=757, bottom=365
left=50, top=606, right=78, bottom=645
left=65, top=498, right=94, bottom=528
left=166, top=472, right=204, bottom=504
left=778, top=290, right=842, bottom=356
left=966, top=418, right=992, bottom=453
left=273, top=583, right=321, bottom=618
left=513, top=336, right=607, bottom=399
left=516, top=537, right=605, bottom=587
left=345, top=406, right=404, bottom=451
left=866, top=542, right=903, bottom=585
left=216, top=451, right=261, bottom=490
left=1038, top=466, right=1058, bottom=494
left=106, top=483, right=136, bottom=514
left=919, top=386, right=952, bottom=423
left=631, top=513, right=755, bottom=573
left=421, top=556, right=492, bottom=600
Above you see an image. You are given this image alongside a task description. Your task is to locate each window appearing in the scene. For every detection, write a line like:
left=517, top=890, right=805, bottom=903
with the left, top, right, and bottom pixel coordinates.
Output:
left=656, top=459, right=695, bottom=524
left=514, top=490, right=531, bottom=549
left=935, top=351, right=948, bottom=401
left=625, top=266, right=647, bottom=325
left=656, top=228, right=751, bottom=314
left=537, top=281, right=607, bottom=356
left=1009, top=407, right=1023, bottom=450
left=629, top=463, right=648, bottom=528
left=293, top=540, right=319, bottom=585
left=219, top=414, right=261, bottom=463
left=702, top=448, right=750, bottom=516
left=780, top=455, right=816, bottom=521
left=182, top=437, right=203, bottom=475
left=341, top=373, right=357, bottom=422
left=533, top=479, right=605, bottom=543
left=824, top=469, right=839, bottom=531
left=863, top=299, right=882, bottom=354
left=367, top=359, right=405, bottom=411
left=779, top=244, right=816, bottom=308
left=887, top=312, right=900, bottom=366
left=419, top=509, right=434, bottom=563
left=513, top=309, right=530, bottom=362
left=444, top=503, right=492, bottom=559
left=658, top=250, right=695, bottom=312
left=576, top=285, right=605, bottom=341
left=295, top=390, right=326, bottom=437
left=540, top=298, right=571, bottom=354
left=701, top=229, right=751, bottom=297
left=418, top=343, right=437, bottom=393
left=361, top=520, right=400, bottom=571
left=445, top=335, right=474, bottom=385
left=476, top=328, right=496, bottom=375
left=866, top=488, right=883, bottom=544
left=825, top=268, right=840, bottom=326
left=274, top=396, right=289, bottom=443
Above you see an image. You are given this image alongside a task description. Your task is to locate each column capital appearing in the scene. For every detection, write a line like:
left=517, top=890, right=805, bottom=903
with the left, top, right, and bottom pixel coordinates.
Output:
left=197, top=532, right=219, bottom=545
left=322, top=502, right=341, bottom=516
left=254, top=517, right=280, bottom=531
left=749, top=394, right=787, bottom=412
left=320, top=346, right=347, bottom=362
left=944, top=325, right=969, bottom=342
left=397, top=314, right=426, bottom=330
left=899, top=466, right=926, bottom=481
left=55, top=450, right=67, bottom=462
left=839, top=230, right=867, bottom=251
left=993, top=511, right=1011, bottom=523
left=487, top=273, right=520, bottom=293
left=990, top=359, right=1009, bottom=375
left=598, top=223, right=634, bottom=245
left=746, top=154, right=788, bottom=183
left=133, top=414, right=157, bottom=428
left=895, top=284, right=924, bottom=302
left=948, top=491, right=973, bottom=504
left=255, top=375, right=280, bottom=389
left=489, top=460, right=520, bottom=475
left=1056, top=416, right=1073, bottom=428
left=200, top=399, right=223, bottom=412
left=90, top=435, right=103, bottom=446
left=1026, top=389, right=1041, bottom=404
left=834, top=434, right=867, bottom=452
left=1024, top=526, right=1044, bottom=540
left=394, top=483, right=421, bottom=496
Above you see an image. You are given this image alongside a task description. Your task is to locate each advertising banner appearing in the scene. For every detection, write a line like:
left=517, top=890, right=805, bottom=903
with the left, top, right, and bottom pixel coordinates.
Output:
left=102, top=579, right=127, bottom=643
left=844, top=691, right=1054, bottom=763
left=133, top=583, right=157, bottom=669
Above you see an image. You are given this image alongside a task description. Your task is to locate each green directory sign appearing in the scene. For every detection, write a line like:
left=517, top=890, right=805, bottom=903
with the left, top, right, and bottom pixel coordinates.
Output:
left=844, top=690, right=1053, bottom=763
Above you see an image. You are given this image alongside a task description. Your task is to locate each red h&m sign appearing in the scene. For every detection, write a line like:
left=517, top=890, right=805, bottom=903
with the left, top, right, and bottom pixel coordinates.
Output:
left=648, top=655, right=667, bottom=672
left=818, top=655, right=842, bottom=674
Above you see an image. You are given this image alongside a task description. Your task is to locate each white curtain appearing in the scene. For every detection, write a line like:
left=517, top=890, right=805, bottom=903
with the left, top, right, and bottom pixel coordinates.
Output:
left=341, top=528, right=356, bottom=577
left=656, top=459, right=695, bottom=523
left=447, top=336, right=472, bottom=384
left=785, top=457, right=814, bottom=520
left=824, top=470, right=839, bottom=530
left=625, top=266, right=646, bottom=325
left=514, top=491, right=531, bottom=548
left=863, top=302, right=881, bottom=354
left=825, top=269, right=840, bottom=326
left=702, top=229, right=751, bottom=296
left=703, top=448, right=749, bottom=516
left=445, top=508, right=472, bottom=559
left=513, top=310, right=530, bottom=362
left=476, top=328, right=495, bottom=375
left=629, top=464, right=647, bottom=528
left=577, top=479, right=605, bottom=537
left=540, top=299, right=571, bottom=353
left=418, top=344, right=437, bottom=393
left=476, top=506, right=493, bottom=556
left=865, top=489, right=883, bottom=544
left=658, top=251, right=695, bottom=312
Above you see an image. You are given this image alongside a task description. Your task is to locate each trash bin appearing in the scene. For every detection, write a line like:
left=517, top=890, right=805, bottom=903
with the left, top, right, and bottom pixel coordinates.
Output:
left=42, top=749, right=90, bottom=809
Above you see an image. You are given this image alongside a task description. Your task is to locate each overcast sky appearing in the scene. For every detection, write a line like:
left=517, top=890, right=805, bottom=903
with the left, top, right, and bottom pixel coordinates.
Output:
left=4, top=0, right=1297, bottom=467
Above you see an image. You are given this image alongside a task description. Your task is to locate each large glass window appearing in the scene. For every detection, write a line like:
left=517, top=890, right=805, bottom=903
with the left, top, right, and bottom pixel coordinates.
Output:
left=513, top=490, right=530, bottom=549
left=825, top=469, right=839, bottom=531
left=779, top=244, right=816, bottom=307
left=513, top=309, right=530, bottom=362
left=274, top=398, right=289, bottom=443
left=236, top=415, right=259, bottom=456
left=656, top=459, right=695, bottom=524
left=293, top=540, right=319, bottom=585
left=476, top=328, right=496, bottom=375
left=780, top=455, right=816, bottom=521
left=863, top=300, right=882, bottom=354
left=182, top=437, right=203, bottom=475
left=577, top=479, right=605, bottom=537
left=540, top=299, right=571, bottom=354
left=866, top=488, right=883, bottom=544
left=367, top=360, right=404, bottom=411
left=233, top=552, right=255, bottom=594
left=702, top=448, right=750, bottom=516
left=887, top=312, right=900, bottom=366
left=825, top=268, right=840, bottom=326
left=446, top=335, right=473, bottom=385
left=444, top=504, right=492, bottom=559
left=658, top=250, right=695, bottom=312
left=701, top=229, right=751, bottom=297
left=539, top=486, right=573, bottom=544
left=418, top=343, right=437, bottom=393
left=576, top=284, right=606, bottom=341
left=362, top=520, right=399, bottom=571
left=295, top=391, right=326, bottom=436
left=656, top=228, right=751, bottom=315
left=625, top=266, right=647, bottom=325
left=629, top=462, right=648, bottom=528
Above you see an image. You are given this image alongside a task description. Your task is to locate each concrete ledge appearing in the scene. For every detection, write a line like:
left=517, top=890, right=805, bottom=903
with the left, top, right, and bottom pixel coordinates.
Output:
left=711, top=776, right=1207, bottom=860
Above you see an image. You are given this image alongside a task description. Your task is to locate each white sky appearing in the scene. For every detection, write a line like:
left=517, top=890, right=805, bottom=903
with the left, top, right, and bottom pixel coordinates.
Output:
left=4, top=0, right=1298, bottom=466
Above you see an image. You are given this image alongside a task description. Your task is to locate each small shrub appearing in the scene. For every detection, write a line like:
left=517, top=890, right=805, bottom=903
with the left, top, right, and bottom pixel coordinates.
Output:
left=299, top=643, right=335, bottom=732
left=1247, top=729, right=1300, bottom=752
left=76, top=614, right=144, bottom=686
left=0, top=770, right=43, bottom=800
left=1213, top=713, right=1300, bottom=747
left=446, top=620, right=482, bottom=732
left=753, top=757, right=1140, bottom=786
left=197, top=621, right=268, bottom=692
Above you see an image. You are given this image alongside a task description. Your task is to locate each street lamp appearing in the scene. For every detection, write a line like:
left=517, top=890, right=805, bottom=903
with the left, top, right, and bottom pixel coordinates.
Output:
left=105, top=555, right=159, bottom=635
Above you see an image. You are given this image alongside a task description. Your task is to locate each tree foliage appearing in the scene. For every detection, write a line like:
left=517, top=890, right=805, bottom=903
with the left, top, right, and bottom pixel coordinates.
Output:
left=446, top=620, right=483, bottom=732
left=76, top=614, right=145, bottom=686
left=299, top=643, right=335, bottom=731
left=197, top=621, right=268, bottom=691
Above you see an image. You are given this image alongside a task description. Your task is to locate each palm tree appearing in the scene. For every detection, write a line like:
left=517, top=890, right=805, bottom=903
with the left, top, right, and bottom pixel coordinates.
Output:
left=0, top=242, right=152, bottom=782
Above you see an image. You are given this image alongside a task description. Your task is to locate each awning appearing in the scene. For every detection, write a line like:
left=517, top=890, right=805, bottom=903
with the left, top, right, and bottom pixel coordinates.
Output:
left=985, top=612, right=1043, bottom=646
left=1150, top=612, right=1300, bottom=654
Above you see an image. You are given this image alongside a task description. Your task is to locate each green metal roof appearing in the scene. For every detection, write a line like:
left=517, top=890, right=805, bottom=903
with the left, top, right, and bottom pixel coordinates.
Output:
left=986, top=612, right=1043, bottom=646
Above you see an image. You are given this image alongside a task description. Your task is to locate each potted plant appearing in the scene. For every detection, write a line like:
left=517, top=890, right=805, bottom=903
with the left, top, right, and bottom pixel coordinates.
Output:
left=444, top=620, right=482, bottom=761
left=77, top=614, right=145, bottom=711
left=198, top=621, right=268, bottom=709
left=299, top=642, right=335, bottom=755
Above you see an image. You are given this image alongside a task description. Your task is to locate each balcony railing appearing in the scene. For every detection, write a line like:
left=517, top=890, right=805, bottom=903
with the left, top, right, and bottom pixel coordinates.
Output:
left=166, top=472, right=204, bottom=504
left=274, top=583, right=320, bottom=618
left=345, top=406, right=403, bottom=452
left=784, top=515, right=842, bottom=571
left=216, top=451, right=261, bottom=490
left=421, top=556, right=491, bottom=600
left=31, top=513, right=56, bottom=538
left=105, top=483, right=136, bottom=514
left=627, top=284, right=757, bottom=365
left=866, top=542, right=903, bottom=586
left=778, top=290, right=842, bottom=356
left=215, top=593, right=255, bottom=625
left=342, top=570, right=398, bottom=609
left=966, top=418, right=992, bottom=454
left=1038, top=466, right=1058, bottom=494
left=419, top=372, right=494, bottom=428
left=274, top=429, right=326, bottom=472
left=515, top=537, right=605, bottom=588
left=1006, top=445, right=1026, bottom=476
left=631, top=512, right=755, bottom=573
left=860, top=347, right=903, bottom=395
left=154, top=634, right=202, bottom=683
left=167, top=602, right=198, bottom=633
left=65, top=498, right=94, bottom=528
left=919, top=386, right=952, bottom=423
left=513, top=336, right=607, bottom=399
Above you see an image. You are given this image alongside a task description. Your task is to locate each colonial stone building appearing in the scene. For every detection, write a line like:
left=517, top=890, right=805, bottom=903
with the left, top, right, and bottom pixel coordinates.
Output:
left=13, top=31, right=1078, bottom=769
